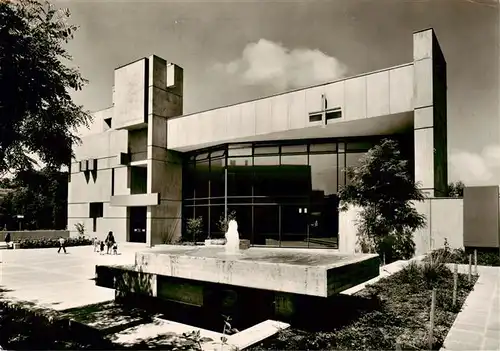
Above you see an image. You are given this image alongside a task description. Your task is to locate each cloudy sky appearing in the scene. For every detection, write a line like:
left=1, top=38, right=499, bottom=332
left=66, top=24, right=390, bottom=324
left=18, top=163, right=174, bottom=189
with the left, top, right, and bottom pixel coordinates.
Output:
left=60, top=0, right=499, bottom=185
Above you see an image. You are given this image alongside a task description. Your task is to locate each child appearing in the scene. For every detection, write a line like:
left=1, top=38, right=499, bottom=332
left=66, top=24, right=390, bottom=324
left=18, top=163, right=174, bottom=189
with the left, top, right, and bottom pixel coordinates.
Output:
left=57, top=237, right=66, bottom=254
left=112, top=242, right=118, bottom=255
left=99, top=240, right=105, bottom=255
left=93, top=237, right=99, bottom=252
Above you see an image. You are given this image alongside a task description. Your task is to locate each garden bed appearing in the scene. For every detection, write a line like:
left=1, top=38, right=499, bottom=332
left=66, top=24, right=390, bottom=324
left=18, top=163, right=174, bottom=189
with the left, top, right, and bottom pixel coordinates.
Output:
left=17, top=236, right=92, bottom=249
left=249, top=259, right=477, bottom=350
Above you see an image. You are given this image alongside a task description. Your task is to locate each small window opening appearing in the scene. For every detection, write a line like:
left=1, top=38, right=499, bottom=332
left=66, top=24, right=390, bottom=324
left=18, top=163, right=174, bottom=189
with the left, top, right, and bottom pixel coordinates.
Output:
left=309, top=114, right=322, bottom=122
left=104, top=118, right=112, bottom=129
left=326, top=109, right=342, bottom=120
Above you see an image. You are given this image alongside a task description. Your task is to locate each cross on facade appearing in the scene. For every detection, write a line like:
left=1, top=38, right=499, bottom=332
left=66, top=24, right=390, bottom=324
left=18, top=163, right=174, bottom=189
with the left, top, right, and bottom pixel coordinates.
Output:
left=321, top=94, right=328, bottom=126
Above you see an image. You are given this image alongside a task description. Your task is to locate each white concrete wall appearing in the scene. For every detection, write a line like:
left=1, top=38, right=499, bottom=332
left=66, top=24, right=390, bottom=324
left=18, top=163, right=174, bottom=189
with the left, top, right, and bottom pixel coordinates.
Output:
left=113, top=59, right=147, bottom=130
left=413, top=198, right=464, bottom=255
left=412, top=29, right=448, bottom=197
left=167, top=64, right=414, bottom=150
left=338, top=205, right=362, bottom=253
left=128, top=129, right=148, bottom=161
left=338, top=198, right=464, bottom=256
left=68, top=107, right=130, bottom=242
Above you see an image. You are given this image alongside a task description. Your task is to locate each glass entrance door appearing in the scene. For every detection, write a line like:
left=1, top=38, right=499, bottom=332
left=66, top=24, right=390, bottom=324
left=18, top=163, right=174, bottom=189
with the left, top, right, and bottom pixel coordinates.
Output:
left=129, top=206, right=147, bottom=243
left=280, top=204, right=309, bottom=247
left=308, top=195, right=339, bottom=248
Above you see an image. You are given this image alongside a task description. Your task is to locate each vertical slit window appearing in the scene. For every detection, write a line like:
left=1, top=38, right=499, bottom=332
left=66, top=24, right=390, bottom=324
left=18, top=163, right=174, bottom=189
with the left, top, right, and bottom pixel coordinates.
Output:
left=111, top=169, right=115, bottom=196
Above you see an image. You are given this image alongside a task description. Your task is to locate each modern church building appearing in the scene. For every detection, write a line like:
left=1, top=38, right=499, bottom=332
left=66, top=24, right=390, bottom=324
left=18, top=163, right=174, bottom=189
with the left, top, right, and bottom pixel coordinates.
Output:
left=67, top=28, right=448, bottom=248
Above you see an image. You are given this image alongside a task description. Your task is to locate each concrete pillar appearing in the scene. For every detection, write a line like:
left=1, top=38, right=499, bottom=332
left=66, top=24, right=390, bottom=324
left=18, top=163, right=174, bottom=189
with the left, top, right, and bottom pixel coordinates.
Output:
left=413, top=28, right=448, bottom=197
left=145, top=56, right=184, bottom=246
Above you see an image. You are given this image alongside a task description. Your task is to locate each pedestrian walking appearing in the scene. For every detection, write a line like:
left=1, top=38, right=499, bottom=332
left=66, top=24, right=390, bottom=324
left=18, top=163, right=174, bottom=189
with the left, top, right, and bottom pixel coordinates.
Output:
left=105, top=231, right=115, bottom=255
left=57, top=237, right=67, bottom=254
left=4, top=232, right=11, bottom=249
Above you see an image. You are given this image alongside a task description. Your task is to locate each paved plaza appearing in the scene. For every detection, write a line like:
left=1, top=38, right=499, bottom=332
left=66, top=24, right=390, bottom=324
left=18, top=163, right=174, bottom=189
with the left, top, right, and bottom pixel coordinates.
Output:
left=0, top=244, right=141, bottom=311
left=441, top=265, right=500, bottom=351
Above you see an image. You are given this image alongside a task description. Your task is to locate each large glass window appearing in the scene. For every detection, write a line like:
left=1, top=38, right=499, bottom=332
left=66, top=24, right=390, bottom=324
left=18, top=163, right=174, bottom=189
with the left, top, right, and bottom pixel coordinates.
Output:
left=253, top=205, right=279, bottom=246
left=310, top=154, right=337, bottom=196
left=281, top=204, right=308, bottom=247
left=209, top=205, right=225, bottom=238
left=194, top=160, right=209, bottom=199
left=338, top=153, right=346, bottom=189
left=228, top=144, right=252, bottom=157
left=210, top=157, right=225, bottom=199
left=182, top=135, right=410, bottom=249
left=281, top=154, right=308, bottom=165
left=227, top=157, right=253, bottom=197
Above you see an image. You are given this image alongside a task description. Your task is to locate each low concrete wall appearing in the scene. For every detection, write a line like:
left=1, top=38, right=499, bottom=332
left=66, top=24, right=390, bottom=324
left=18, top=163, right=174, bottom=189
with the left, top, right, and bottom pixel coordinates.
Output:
left=339, top=198, right=465, bottom=256
left=413, top=198, right=464, bottom=255
left=0, top=230, right=69, bottom=241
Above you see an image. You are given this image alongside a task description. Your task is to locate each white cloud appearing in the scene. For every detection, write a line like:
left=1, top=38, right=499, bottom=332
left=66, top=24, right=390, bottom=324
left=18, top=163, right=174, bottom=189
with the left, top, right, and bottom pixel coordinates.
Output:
left=450, top=144, right=500, bottom=185
left=214, top=39, right=348, bottom=91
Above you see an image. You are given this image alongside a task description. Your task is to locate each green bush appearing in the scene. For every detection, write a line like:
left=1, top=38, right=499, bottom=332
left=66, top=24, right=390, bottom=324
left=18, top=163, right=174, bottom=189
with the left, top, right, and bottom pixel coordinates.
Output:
left=184, top=217, right=204, bottom=242
left=18, top=236, right=92, bottom=249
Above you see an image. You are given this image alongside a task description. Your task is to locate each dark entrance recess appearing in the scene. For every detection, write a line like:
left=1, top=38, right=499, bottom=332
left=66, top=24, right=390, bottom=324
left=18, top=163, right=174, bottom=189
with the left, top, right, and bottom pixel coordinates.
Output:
left=89, top=202, right=104, bottom=232
left=129, top=206, right=147, bottom=243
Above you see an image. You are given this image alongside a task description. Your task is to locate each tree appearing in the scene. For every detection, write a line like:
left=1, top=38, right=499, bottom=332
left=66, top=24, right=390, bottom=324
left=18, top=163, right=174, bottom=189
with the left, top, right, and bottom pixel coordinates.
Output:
left=447, top=181, right=464, bottom=197
left=0, top=0, right=92, bottom=176
left=338, top=139, right=427, bottom=263
left=0, top=167, right=68, bottom=230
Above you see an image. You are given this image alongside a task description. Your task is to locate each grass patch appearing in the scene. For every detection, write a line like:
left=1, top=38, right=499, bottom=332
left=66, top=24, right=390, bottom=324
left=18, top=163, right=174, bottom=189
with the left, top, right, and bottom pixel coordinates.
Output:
left=249, top=259, right=477, bottom=350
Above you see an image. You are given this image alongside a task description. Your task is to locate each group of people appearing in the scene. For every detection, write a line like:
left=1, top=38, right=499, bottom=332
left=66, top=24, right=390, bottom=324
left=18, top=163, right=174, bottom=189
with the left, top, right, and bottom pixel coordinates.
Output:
left=93, top=231, right=118, bottom=255
left=3, top=229, right=119, bottom=255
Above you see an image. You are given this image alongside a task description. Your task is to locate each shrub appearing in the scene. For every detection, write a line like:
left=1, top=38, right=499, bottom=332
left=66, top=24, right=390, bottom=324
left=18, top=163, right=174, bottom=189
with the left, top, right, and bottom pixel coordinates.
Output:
left=74, top=222, right=85, bottom=236
left=447, top=181, right=464, bottom=197
left=421, top=256, right=451, bottom=289
left=396, top=256, right=451, bottom=290
left=18, top=236, right=92, bottom=249
left=185, top=217, right=203, bottom=242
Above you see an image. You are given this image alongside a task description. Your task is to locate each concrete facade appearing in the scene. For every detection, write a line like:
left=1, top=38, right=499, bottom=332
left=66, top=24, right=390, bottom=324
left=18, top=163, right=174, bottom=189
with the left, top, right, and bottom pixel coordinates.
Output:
left=68, top=29, right=449, bottom=247
left=339, top=199, right=465, bottom=256
left=340, top=192, right=500, bottom=255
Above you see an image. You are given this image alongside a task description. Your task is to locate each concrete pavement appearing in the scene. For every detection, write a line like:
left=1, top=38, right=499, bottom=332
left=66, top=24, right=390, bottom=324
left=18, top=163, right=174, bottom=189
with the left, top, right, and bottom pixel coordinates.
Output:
left=441, top=265, right=500, bottom=351
left=0, top=244, right=144, bottom=311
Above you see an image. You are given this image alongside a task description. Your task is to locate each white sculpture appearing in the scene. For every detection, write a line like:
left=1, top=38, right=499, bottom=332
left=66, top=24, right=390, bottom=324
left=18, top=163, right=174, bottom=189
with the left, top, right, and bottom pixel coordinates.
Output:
left=224, top=219, right=240, bottom=254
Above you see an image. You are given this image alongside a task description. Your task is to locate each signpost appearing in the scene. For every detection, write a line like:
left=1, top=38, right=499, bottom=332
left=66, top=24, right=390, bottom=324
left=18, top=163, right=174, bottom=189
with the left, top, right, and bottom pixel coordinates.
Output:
left=16, top=215, right=24, bottom=231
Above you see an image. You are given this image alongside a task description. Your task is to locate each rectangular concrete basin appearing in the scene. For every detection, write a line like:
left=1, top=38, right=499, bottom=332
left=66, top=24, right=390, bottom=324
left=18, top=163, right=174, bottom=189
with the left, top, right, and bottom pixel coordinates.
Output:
left=132, top=246, right=379, bottom=297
